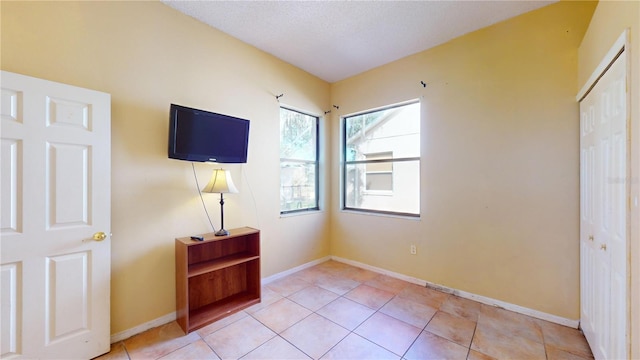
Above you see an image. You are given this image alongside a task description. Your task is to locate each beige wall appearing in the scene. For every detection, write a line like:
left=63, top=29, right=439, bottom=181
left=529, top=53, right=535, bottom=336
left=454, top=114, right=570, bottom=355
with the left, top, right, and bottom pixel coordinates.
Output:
left=329, top=1, right=596, bottom=320
left=1, top=1, right=331, bottom=334
left=578, top=1, right=640, bottom=357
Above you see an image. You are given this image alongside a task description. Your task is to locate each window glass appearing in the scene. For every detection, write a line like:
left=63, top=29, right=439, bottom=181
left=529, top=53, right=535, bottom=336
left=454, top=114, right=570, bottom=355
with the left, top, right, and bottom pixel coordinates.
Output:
left=343, top=101, right=420, bottom=216
left=280, top=107, right=319, bottom=213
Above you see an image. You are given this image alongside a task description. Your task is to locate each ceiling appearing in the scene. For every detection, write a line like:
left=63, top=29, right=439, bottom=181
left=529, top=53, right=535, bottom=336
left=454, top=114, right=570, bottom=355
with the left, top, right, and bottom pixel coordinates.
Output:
left=162, top=1, right=555, bottom=83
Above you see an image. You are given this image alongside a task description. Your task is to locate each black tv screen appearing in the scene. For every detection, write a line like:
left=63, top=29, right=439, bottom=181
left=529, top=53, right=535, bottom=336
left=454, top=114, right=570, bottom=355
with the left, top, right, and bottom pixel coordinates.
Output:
left=168, top=104, right=250, bottom=163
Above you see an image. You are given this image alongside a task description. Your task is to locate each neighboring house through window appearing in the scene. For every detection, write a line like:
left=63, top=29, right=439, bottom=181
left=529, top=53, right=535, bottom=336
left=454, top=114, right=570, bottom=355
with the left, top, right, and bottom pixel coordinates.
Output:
left=364, top=152, right=393, bottom=192
left=343, top=101, right=420, bottom=216
left=279, top=107, right=319, bottom=214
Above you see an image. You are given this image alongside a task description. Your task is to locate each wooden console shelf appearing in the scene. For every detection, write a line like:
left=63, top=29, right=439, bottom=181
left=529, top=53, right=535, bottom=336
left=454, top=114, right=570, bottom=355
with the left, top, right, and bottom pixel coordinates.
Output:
left=175, top=227, right=260, bottom=333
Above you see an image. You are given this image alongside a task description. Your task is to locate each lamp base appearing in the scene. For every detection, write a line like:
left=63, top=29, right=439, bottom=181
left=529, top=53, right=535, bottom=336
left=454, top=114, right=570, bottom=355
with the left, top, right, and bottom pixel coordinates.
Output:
left=215, top=228, right=229, bottom=237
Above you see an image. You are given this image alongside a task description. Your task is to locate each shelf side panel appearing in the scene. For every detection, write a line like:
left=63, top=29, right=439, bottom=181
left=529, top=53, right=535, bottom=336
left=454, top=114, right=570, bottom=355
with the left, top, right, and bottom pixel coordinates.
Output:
left=175, top=241, right=189, bottom=333
left=246, top=259, right=261, bottom=297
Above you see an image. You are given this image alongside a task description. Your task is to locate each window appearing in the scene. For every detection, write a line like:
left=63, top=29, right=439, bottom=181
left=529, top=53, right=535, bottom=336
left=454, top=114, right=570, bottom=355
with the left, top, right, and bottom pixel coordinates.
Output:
left=280, top=107, right=319, bottom=214
left=343, top=101, right=420, bottom=216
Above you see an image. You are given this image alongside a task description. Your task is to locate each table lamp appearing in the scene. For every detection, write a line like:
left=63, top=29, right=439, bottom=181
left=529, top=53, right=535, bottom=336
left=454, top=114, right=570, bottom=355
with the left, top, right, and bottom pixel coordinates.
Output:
left=202, top=169, right=238, bottom=236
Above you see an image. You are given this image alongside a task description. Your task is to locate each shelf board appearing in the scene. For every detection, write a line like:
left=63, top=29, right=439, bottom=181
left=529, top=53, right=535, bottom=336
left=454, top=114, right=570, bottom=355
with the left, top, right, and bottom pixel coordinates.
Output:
left=177, top=227, right=259, bottom=246
left=188, top=292, right=260, bottom=332
left=188, top=252, right=259, bottom=277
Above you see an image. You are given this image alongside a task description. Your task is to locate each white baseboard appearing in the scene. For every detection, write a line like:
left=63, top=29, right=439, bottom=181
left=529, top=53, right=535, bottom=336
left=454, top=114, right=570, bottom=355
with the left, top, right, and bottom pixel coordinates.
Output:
left=332, top=256, right=428, bottom=287
left=111, top=254, right=578, bottom=344
left=261, top=255, right=332, bottom=285
left=110, top=312, right=176, bottom=343
left=331, top=256, right=579, bottom=329
left=109, top=256, right=331, bottom=344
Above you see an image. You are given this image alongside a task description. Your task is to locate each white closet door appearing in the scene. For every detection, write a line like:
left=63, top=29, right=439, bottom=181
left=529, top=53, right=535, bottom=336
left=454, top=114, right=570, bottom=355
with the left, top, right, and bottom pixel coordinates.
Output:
left=0, top=71, right=111, bottom=359
left=579, top=46, right=628, bottom=360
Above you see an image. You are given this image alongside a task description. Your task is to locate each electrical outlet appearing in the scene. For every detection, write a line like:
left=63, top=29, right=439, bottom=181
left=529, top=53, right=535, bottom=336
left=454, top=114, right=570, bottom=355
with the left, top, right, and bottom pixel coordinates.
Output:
left=410, top=244, right=417, bottom=255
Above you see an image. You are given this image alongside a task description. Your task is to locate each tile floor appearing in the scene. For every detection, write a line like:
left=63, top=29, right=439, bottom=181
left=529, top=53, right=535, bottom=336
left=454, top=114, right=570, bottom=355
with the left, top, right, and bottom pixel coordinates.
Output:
left=97, top=260, right=593, bottom=360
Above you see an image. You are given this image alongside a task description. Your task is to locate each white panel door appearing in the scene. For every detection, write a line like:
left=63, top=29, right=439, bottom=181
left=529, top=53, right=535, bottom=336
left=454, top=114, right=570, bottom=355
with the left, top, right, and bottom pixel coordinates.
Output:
left=579, top=50, right=628, bottom=360
left=0, top=71, right=111, bottom=359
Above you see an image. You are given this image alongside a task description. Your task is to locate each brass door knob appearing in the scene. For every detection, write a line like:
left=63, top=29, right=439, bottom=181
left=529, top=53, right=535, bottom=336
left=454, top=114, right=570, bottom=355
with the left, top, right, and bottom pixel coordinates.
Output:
left=589, top=235, right=594, bottom=241
left=92, top=232, right=107, bottom=241
left=600, top=243, right=607, bottom=251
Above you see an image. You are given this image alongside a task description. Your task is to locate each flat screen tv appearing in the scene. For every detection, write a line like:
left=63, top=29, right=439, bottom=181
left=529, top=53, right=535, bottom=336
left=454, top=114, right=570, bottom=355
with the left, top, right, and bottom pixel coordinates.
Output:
left=168, top=104, right=250, bottom=163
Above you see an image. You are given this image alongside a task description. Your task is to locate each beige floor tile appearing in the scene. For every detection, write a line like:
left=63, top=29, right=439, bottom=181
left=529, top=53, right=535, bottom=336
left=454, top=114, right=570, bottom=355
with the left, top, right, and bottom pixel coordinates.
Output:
left=243, top=336, right=311, bottom=359
left=196, top=310, right=248, bottom=337
left=404, top=331, right=468, bottom=360
left=467, top=349, right=497, bottom=360
left=262, top=285, right=283, bottom=300
left=316, top=297, right=375, bottom=330
left=342, top=266, right=380, bottom=283
left=288, top=285, right=339, bottom=311
left=94, top=341, right=129, bottom=360
left=321, top=333, right=400, bottom=360
left=157, top=339, right=219, bottom=360
left=281, top=313, right=349, bottom=359
left=203, top=316, right=275, bottom=359
left=425, top=311, right=476, bottom=347
left=439, top=295, right=482, bottom=322
left=317, top=261, right=362, bottom=280
left=102, top=261, right=594, bottom=360
left=266, top=275, right=312, bottom=297
left=251, top=298, right=312, bottom=333
left=546, top=344, right=594, bottom=360
left=379, top=296, right=437, bottom=328
left=294, top=266, right=331, bottom=283
left=354, top=312, right=421, bottom=356
left=471, top=323, right=546, bottom=359
left=123, top=322, right=200, bottom=360
left=345, top=284, right=395, bottom=309
left=314, top=273, right=360, bottom=295
left=538, top=320, right=594, bottom=359
left=396, top=284, right=450, bottom=309
left=245, top=286, right=284, bottom=314
left=478, top=304, right=543, bottom=344
left=365, top=274, right=410, bottom=294
left=314, top=260, right=354, bottom=275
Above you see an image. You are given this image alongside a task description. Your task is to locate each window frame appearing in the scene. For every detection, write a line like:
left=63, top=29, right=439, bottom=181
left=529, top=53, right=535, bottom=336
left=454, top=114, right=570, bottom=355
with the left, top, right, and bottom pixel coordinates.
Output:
left=341, top=100, right=420, bottom=217
left=279, top=106, right=320, bottom=215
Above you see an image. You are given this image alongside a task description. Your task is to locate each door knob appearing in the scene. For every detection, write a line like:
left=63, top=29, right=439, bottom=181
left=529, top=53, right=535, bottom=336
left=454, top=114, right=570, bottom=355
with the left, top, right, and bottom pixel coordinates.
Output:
left=600, top=243, right=607, bottom=251
left=589, top=235, right=594, bottom=241
left=92, top=232, right=107, bottom=241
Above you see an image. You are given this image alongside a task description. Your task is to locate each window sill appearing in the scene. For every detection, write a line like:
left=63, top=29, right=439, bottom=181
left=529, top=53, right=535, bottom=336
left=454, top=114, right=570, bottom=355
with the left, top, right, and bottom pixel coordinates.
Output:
left=362, top=190, right=393, bottom=196
left=280, top=209, right=324, bottom=218
left=339, top=208, right=420, bottom=221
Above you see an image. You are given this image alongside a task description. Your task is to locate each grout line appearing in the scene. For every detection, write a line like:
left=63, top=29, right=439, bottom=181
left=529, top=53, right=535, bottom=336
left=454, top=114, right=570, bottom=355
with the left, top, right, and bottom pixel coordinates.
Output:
left=267, top=271, right=410, bottom=358
left=122, top=341, right=132, bottom=360
left=331, top=256, right=580, bottom=328
left=118, top=261, right=588, bottom=360
left=263, top=282, right=353, bottom=359
left=466, top=319, right=479, bottom=359
left=199, top=330, right=223, bottom=360
left=275, top=333, right=313, bottom=359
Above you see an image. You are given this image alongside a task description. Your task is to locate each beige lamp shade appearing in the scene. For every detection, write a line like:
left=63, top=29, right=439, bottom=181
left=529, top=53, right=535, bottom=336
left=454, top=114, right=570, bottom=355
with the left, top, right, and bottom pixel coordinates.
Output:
left=202, top=169, right=239, bottom=194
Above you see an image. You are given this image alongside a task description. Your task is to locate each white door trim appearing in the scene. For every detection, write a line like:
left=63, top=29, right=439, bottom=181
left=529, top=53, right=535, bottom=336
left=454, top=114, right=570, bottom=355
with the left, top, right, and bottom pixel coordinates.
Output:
left=577, top=29, right=629, bottom=102
left=577, top=28, right=632, bottom=359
